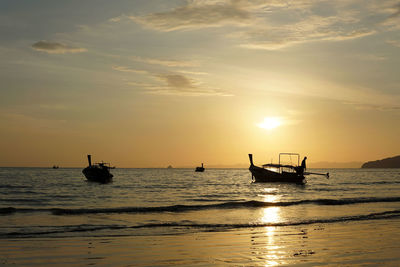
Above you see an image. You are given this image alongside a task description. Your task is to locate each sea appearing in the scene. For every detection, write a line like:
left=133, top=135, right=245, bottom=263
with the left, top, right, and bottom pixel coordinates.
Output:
left=1, top=167, right=400, bottom=266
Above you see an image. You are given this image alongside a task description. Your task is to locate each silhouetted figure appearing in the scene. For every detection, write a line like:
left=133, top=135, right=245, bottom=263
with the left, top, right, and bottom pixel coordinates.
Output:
left=295, top=156, right=307, bottom=175
left=301, top=156, right=307, bottom=171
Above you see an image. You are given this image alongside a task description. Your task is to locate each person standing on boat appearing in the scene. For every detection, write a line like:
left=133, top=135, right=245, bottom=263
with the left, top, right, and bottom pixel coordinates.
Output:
left=301, top=156, right=307, bottom=172
left=295, top=156, right=307, bottom=175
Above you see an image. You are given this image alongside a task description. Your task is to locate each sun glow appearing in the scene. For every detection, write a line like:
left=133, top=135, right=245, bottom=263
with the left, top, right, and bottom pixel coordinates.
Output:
left=257, top=117, right=282, bottom=130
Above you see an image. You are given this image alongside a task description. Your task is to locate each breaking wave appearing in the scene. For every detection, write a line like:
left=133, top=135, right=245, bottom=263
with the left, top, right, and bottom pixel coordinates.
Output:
left=1, top=196, right=400, bottom=216
left=1, top=210, right=399, bottom=238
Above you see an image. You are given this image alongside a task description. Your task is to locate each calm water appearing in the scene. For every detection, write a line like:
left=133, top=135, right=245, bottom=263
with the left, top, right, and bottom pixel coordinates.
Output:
left=1, top=168, right=400, bottom=265
left=1, top=167, right=399, bottom=237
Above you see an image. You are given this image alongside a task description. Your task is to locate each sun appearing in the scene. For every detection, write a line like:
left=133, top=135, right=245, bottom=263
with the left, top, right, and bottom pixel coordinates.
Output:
left=257, top=117, right=282, bottom=130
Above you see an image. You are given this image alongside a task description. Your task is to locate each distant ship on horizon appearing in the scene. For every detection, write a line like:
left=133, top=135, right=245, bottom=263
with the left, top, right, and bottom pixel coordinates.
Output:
left=195, top=163, right=205, bottom=172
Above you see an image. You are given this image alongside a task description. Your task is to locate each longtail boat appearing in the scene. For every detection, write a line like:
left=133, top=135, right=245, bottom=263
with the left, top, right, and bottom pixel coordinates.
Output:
left=82, top=155, right=114, bottom=183
left=248, top=153, right=328, bottom=183
left=195, top=163, right=205, bottom=172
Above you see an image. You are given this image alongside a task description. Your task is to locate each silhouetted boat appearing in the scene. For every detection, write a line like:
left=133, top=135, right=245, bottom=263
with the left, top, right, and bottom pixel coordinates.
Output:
left=249, top=153, right=328, bottom=183
left=82, top=155, right=113, bottom=183
left=52, top=165, right=59, bottom=169
left=249, top=153, right=305, bottom=183
left=195, top=163, right=205, bottom=172
left=167, top=165, right=173, bottom=169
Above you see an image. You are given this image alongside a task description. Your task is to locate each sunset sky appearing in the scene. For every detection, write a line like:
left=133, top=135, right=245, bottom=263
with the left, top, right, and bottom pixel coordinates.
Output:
left=1, top=0, right=399, bottom=167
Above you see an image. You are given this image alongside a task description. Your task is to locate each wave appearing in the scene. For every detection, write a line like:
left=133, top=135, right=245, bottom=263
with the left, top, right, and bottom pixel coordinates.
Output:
left=0, top=185, right=31, bottom=189
left=338, top=181, right=400, bottom=185
left=1, top=196, right=400, bottom=216
left=49, top=196, right=400, bottom=215
left=1, top=210, right=399, bottom=238
left=0, top=198, right=47, bottom=203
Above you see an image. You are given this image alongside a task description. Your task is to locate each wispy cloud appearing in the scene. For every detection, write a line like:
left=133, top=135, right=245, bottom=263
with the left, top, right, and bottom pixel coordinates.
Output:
left=128, top=0, right=399, bottom=50
left=148, top=73, right=232, bottom=96
left=32, top=41, right=87, bottom=54
left=112, top=65, right=150, bottom=75
left=386, top=2, right=400, bottom=21
left=129, top=0, right=252, bottom=31
left=115, top=65, right=230, bottom=96
left=175, top=70, right=208, bottom=75
left=237, top=14, right=376, bottom=50
left=386, top=39, right=400, bottom=47
left=156, top=73, right=198, bottom=88
left=131, top=56, right=198, bottom=67
left=342, top=101, right=400, bottom=111
left=348, top=53, right=386, bottom=61
left=112, top=63, right=224, bottom=96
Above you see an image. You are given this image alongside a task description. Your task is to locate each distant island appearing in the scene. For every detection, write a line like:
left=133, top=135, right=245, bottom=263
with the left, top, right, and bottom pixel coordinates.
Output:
left=361, top=155, right=400, bottom=168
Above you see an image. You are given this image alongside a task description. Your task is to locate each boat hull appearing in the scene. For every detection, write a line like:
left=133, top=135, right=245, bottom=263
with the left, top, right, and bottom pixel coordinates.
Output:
left=82, top=167, right=113, bottom=183
left=249, top=165, right=305, bottom=183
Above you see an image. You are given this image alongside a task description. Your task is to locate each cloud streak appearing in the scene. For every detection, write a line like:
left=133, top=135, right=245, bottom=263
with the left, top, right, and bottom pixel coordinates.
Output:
left=112, top=65, right=150, bottom=75
left=32, top=41, right=87, bottom=54
left=128, top=0, right=399, bottom=50
left=386, top=39, right=400, bottom=47
left=342, top=101, right=400, bottom=111
left=131, top=56, right=198, bottom=67
left=113, top=64, right=230, bottom=96
left=130, top=0, right=252, bottom=31
left=148, top=73, right=232, bottom=96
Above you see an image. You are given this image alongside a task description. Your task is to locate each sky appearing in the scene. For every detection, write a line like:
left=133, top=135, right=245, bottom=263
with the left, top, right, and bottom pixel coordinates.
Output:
left=0, top=0, right=399, bottom=168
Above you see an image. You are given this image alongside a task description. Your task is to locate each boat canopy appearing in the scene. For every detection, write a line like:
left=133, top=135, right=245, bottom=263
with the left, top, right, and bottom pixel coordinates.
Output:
left=262, top=163, right=297, bottom=169
left=262, top=153, right=300, bottom=169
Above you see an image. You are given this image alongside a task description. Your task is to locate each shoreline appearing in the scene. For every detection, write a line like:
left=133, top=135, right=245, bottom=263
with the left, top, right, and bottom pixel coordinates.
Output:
left=1, top=219, right=399, bottom=266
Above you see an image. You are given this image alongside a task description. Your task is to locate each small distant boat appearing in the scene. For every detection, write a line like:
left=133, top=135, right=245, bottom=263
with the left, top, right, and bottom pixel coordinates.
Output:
left=195, top=163, right=205, bottom=172
left=167, top=165, right=173, bottom=169
left=52, top=165, right=59, bottom=169
left=249, top=153, right=328, bottom=184
left=82, top=155, right=113, bottom=183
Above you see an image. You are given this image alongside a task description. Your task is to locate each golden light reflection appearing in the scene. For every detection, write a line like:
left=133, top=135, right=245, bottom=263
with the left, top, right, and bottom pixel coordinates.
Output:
left=261, top=203, right=284, bottom=266
left=264, top=260, right=279, bottom=267
left=261, top=207, right=280, bottom=224
left=262, top=224, right=281, bottom=267
left=260, top=194, right=279, bottom=204
left=259, top=190, right=280, bottom=224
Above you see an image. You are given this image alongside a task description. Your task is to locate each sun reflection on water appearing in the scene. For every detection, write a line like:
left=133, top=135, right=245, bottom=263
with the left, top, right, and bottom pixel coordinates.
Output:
left=261, top=214, right=285, bottom=266
left=258, top=193, right=286, bottom=266
left=261, top=207, right=280, bottom=224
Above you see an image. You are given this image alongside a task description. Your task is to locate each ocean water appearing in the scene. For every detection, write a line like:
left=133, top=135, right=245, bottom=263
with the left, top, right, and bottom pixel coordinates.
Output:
left=1, top=167, right=400, bottom=266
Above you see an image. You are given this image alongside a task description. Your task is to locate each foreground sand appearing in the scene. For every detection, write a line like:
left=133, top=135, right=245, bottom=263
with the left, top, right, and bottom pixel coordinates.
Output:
left=1, top=219, right=399, bottom=266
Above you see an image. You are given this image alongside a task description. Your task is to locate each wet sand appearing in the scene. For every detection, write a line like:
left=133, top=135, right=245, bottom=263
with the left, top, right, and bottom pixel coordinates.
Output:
left=1, top=219, right=399, bottom=266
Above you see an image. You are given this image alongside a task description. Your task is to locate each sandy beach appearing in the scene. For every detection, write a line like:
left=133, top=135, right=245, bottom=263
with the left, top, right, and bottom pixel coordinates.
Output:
left=2, top=219, right=399, bottom=266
